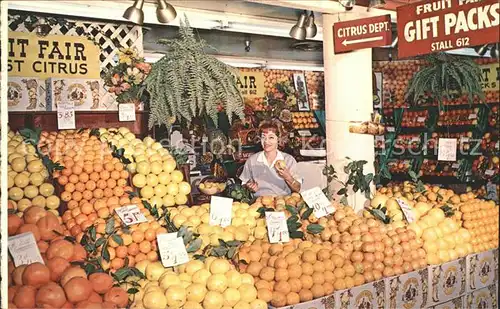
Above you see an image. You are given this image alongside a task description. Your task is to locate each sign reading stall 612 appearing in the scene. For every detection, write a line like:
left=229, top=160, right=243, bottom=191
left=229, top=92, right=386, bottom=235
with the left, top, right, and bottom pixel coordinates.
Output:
left=397, top=0, right=500, bottom=58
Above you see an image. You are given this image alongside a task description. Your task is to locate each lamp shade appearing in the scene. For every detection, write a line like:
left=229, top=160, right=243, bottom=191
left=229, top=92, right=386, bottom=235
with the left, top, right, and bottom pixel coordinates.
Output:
left=305, top=12, right=317, bottom=38
left=369, top=0, right=386, bottom=8
left=123, top=0, right=145, bottom=25
left=290, top=13, right=307, bottom=40
left=157, top=0, right=177, bottom=23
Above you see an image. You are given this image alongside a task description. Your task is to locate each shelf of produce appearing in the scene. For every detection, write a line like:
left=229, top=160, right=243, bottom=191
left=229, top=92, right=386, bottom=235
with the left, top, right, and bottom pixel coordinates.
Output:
left=8, top=111, right=150, bottom=137
left=384, top=173, right=485, bottom=185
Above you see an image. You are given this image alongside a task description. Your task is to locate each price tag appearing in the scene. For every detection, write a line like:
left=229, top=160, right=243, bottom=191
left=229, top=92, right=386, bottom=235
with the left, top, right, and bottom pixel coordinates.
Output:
left=157, top=233, right=189, bottom=267
left=486, top=182, right=498, bottom=202
left=485, top=169, right=495, bottom=176
left=57, top=102, right=76, bottom=130
left=387, top=127, right=395, bottom=132
left=437, top=138, right=457, bottom=162
left=417, top=117, right=426, bottom=123
left=115, top=205, right=148, bottom=226
left=301, top=187, right=335, bottom=218
left=118, top=103, right=136, bottom=122
left=452, top=163, right=460, bottom=169
left=297, top=130, right=312, bottom=137
left=411, top=137, right=420, bottom=142
left=265, top=212, right=289, bottom=244
left=8, top=232, right=44, bottom=267
left=289, top=132, right=295, bottom=138
left=209, top=196, right=233, bottom=227
left=396, top=199, right=416, bottom=223
left=468, top=114, right=477, bottom=119
left=375, top=135, right=385, bottom=142
left=460, top=137, right=470, bottom=143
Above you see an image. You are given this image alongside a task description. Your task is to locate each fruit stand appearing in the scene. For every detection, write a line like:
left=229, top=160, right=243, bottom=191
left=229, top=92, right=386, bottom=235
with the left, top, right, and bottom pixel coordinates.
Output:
left=5, top=1, right=500, bottom=309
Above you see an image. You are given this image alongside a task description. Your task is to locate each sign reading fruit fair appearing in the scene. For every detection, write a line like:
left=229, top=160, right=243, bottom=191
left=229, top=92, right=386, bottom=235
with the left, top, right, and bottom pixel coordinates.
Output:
left=333, top=15, right=392, bottom=53
left=397, top=0, right=500, bottom=58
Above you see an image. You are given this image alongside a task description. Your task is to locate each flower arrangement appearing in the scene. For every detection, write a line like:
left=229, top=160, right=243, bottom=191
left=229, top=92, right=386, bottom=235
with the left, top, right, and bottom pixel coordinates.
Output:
left=104, top=48, right=151, bottom=106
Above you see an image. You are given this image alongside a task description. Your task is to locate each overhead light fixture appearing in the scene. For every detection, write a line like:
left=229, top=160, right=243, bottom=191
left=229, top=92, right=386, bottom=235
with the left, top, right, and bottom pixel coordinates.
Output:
left=490, top=44, right=499, bottom=59
left=338, top=0, right=356, bottom=11
left=368, top=0, right=386, bottom=10
left=156, top=0, right=177, bottom=24
left=474, top=44, right=490, bottom=57
left=123, top=0, right=144, bottom=25
left=289, top=12, right=307, bottom=40
left=305, top=12, right=317, bottom=38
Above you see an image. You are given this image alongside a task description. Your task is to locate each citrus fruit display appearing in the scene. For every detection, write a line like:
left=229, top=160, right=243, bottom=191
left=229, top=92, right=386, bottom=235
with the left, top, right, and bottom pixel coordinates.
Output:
left=7, top=129, right=60, bottom=215
left=459, top=199, right=499, bottom=252
left=128, top=258, right=267, bottom=309
left=99, top=127, right=191, bottom=207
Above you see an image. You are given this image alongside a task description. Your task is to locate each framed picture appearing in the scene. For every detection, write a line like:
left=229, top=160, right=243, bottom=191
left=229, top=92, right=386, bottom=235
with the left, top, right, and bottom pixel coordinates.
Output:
left=293, top=73, right=310, bottom=111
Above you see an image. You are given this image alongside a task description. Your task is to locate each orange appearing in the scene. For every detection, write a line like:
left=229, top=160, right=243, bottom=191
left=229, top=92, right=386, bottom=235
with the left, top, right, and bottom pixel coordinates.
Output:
left=74, top=182, right=85, bottom=192
left=70, top=225, right=82, bottom=236
left=69, top=174, right=79, bottom=184
left=80, top=220, right=93, bottom=231
left=104, top=162, right=115, bottom=172
left=115, top=246, right=128, bottom=258
left=65, top=183, right=76, bottom=193
left=93, top=189, right=104, bottom=199
left=75, top=214, right=88, bottom=225
left=66, top=219, right=77, bottom=230
left=67, top=200, right=78, bottom=210
left=83, top=164, right=93, bottom=174
left=58, top=175, right=69, bottom=185
left=118, top=196, right=130, bottom=205
left=81, top=203, right=93, bottom=215
left=144, top=229, right=156, bottom=241
left=93, top=164, right=103, bottom=173
left=85, top=180, right=96, bottom=191
left=61, top=191, right=72, bottom=202
left=113, top=187, right=124, bottom=198
left=155, top=227, right=168, bottom=235
left=127, top=256, right=136, bottom=267
left=139, top=241, right=151, bottom=253
left=89, top=172, right=100, bottom=181
left=72, top=165, right=83, bottom=175
left=106, top=179, right=116, bottom=189
left=110, top=170, right=121, bottom=180
left=120, top=170, right=129, bottom=179
left=103, top=188, right=114, bottom=198
left=97, top=208, right=110, bottom=219
left=114, top=162, right=124, bottom=172
left=117, top=179, right=128, bottom=187
left=87, top=213, right=98, bottom=221
left=72, top=191, right=83, bottom=202
left=96, top=179, right=106, bottom=190
left=127, top=243, right=140, bottom=256
left=146, top=251, right=158, bottom=262
left=78, top=173, right=89, bottom=183
left=135, top=253, right=147, bottom=263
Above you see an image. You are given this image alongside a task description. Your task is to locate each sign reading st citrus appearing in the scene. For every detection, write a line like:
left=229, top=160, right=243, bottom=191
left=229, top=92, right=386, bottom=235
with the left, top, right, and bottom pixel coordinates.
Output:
left=397, top=0, right=500, bottom=58
left=8, top=31, right=101, bottom=79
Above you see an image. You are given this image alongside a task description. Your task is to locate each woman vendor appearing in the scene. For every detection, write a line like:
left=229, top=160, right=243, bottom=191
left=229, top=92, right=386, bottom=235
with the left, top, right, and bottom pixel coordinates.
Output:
left=239, top=121, right=302, bottom=196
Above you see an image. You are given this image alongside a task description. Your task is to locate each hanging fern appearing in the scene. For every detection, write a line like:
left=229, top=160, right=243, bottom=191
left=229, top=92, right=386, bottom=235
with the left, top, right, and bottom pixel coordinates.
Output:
left=406, top=53, right=485, bottom=108
left=144, top=16, right=244, bottom=128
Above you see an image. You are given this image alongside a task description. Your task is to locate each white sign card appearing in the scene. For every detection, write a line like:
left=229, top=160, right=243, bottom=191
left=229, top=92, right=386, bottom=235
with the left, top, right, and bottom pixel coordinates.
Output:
left=484, top=169, right=495, bottom=176
left=417, top=117, right=426, bottom=123
left=157, top=233, right=189, bottom=267
left=437, top=138, right=457, bottom=161
left=57, top=101, right=76, bottom=130
left=301, top=187, right=335, bottom=218
left=486, top=182, right=498, bottom=202
left=8, top=232, right=44, bottom=267
left=209, top=196, right=233, bottom=227
left=468, top=114, right=477, bottom=119
left=115, top=204, right=148, bottom=226
left=265, top=212, right=289, bottom=244
left=118, top=103, right=136, bottom=122
left=396, top=198, right=416, bottom=223
left=387, top=127, right=395, bottom=132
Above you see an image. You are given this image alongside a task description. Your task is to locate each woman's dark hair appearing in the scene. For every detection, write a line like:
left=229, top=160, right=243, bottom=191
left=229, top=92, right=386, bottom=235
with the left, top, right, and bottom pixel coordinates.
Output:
left=258, top=120, right=280, bottom=136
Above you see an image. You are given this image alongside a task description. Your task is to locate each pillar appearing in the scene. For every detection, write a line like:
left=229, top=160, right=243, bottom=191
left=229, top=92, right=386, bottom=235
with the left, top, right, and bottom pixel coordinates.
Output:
left=322, top=13, right=376, bottom=213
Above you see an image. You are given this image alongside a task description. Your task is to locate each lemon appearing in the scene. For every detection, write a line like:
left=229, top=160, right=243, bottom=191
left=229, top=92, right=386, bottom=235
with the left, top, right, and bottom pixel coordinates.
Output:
left=186, top=283, right=207, bottom=303
left=175, top=194, right=188, bottom=205
left=29, top=172, right=45, bottom=186
left=185, top=260, right=204, bottom=275
left=140, top=186, right=155, bottom=199
left=166, top=183, right=179, bottom=196
left=27, top=161, right=43, bottom=173
left=135, top=260, right=151, bottom=276
left=11, top=157, right=27, bottom=172
left=223, top=288, right=240, bottom=307
left=133, top=174, right=147, bottom=188
left=39, top=183, right=55, bottom=197
left=183, top=301, right=203, bottom=309
left=160, top=272, right=182, bottom=290
left=14, top=174, right=30, bottom=188
left=238, top=284, right=257, bottom=303
left=172, top=214, right=187, bottom=228
left=31, top=196, right=46, bottom=208
left=142, top=290, right=167, bottom=309
left=137, top=161, right=151, bottom=175
left=240, top=274, right=254, bottom=285
left=146, top=174, right=159, bottom=187
left=145, top=261, right=165, bottom=281
left=162, top=194, right=176, bottom=207
left=153, top=184, right=167, bottom=198
left=9, top=187, right=24, bottom=201
left=210, top=259, right=231, bottom=275
left=203, top=291, right=224, bottom=309
left=250, top=299, right=268, bottom=309
left=178, top=181, right=191, bottom=195
left=158, top=172, right=172, bottom=185
left=207, top=274, right=228, bottom=293
left=150, top=195, right=163, bottom=207
left=162, top=159, right=177, bottom=174
left=234, top=302, right=251, bottom=309
left=17, top=198, right=32, bottom=212
left=165, top=284, right=186, bottom=308
left=150, top=161, right=163, bottom=175
left=225, top=270, right=242, bottom=289
left=45, top=195, right=60, bottom=209
left=192, top=268, right=211, bottom=285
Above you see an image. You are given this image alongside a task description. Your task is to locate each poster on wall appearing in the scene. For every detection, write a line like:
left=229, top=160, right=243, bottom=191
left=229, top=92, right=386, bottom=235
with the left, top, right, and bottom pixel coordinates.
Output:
left=8, top=31, right=101, bottom=79
left=373, top=72, right=383, bottom=109
left=293, top=73, right=310, bottom=111
left=479, top=63, right=499, bottom=91
left=397, top=0, right=500, bottom=58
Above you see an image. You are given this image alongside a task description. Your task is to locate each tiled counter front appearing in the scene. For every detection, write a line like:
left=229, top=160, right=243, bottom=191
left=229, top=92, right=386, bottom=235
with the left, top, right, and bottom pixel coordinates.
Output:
left=385, top=268, right=429, bottom=309
left=427, top=258, right=467, bottom=306
left=464, top=284, right=498, bottom=309
left=466, top=249, right=499, bottom=293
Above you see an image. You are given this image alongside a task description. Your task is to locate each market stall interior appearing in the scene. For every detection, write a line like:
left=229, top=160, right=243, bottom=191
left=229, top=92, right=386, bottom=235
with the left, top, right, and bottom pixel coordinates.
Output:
left=4, top=0, right=500, bottom=309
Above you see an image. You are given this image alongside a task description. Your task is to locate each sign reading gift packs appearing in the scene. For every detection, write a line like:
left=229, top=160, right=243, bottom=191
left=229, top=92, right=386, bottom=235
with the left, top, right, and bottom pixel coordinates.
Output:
left=237, top=70, right=265, bottom=99
left=478, top=63, right=500, bottom=91
left=397, top=0, right=500, bottom=58
left=8, top=31, right=100, bottom=79
left=333, top=15, right=392, bottom=53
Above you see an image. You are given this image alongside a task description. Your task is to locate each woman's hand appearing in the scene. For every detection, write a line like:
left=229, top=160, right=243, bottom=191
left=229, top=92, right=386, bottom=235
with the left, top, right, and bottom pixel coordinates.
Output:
left=276, top=166, right=293, bottom=182
left=245, top=179, right=259, bottom=192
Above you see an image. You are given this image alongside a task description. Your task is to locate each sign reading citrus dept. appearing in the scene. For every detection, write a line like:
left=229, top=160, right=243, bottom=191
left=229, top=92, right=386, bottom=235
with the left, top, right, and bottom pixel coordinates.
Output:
left=397, top=0, right=500, bottom=58
left=8, top=31, right=100, bottom=79
left=237, top=70, right=265, bottom=99
left=333, top=15, right=392, bottom=54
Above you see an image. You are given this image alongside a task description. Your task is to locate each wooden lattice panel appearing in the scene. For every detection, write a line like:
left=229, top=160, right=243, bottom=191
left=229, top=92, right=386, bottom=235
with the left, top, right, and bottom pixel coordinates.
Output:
left=8, top=13, right=143, bottom=76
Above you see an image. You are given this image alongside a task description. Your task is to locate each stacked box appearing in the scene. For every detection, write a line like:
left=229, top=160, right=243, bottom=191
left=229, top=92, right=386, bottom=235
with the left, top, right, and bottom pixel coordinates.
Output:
left=429, top=296, right=464, bottom=309
left=334, top=280, right=386, bottom=309
left=464, top=285, right=498, bottom=309
left=466, top=249, right=498, bottom=293
left=268, top=294, right=334, bottom=309
left=46, top=78, right=104, bottom=111
left=385, top=268, right=429, bottom=309
left=427, top=258, right=467, bottom=306
left=7, top=77, right=45, bottom=111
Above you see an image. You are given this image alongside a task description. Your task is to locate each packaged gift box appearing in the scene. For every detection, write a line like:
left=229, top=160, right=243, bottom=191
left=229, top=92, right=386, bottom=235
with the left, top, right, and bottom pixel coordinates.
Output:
left=7, top=77, right=45, bottom=111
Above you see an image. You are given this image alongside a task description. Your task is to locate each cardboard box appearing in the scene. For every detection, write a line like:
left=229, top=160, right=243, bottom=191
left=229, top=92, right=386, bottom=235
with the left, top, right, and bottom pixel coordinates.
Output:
left=385, top=268, right=429, bottom=309
left=7, top=77, right=45, bottom=111
left=46, top=78, right=104, bottom=111
left=429, top=296, right=464, bottom=309
left=464, top=285, right=498, bottom=309
left=428, top=258, right=467, bottom=305
left=268, top=294, right=335, bottom=309
left=335, top=279, right=385, bottom=309
left=465, top=249, right=499, bottom=292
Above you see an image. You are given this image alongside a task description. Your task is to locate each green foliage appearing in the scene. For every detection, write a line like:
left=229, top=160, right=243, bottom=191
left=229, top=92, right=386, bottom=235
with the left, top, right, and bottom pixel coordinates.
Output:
left=144, top=16, right=244, bottom=128
left=167, top=146, right=189, bottom=166
left=406, top=53, right=485, bottom=109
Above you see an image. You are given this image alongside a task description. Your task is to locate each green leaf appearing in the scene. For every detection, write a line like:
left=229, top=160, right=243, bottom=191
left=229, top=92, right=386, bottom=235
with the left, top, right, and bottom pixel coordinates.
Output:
left=105, top=218, right=115, bottom=235
left=128, top=288, right=139, bottom=294
left=337, top=188, right=347, bottom=196
left=225, top=240, right=241, bottom=247
left=187, top=238, right=202, bottom=253
left=95, top=237, right=106, bottom=248
left=218, top=239, right=228, bottom=247
left=194, top=255, right=206, bottom=261
left=289, top=231, right=304, bottom=239
left=89, top=226, right=97, bottom=242
left=285, top=205, right=298, bottom=215
left=113, top=268, right=129, bottom=281
left=111, top=234, right=123, bottom=245
left=227, top=247, right=237, bottom=259
left=301, top=208, right=313, bottom=220
left=340, top=196, right=348, bottom=206
left=102, top=246, right=110, bottom=262
left=84, top=263, right=97, bottom=275
left=306, top=224, right=325, bottom=234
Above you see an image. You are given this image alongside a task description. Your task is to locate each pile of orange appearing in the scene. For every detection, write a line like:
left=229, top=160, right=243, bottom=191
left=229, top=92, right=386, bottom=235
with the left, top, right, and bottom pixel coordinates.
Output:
left=460, top=199, right=499, bottom=253
left=237, top=206, right=427, bottom=307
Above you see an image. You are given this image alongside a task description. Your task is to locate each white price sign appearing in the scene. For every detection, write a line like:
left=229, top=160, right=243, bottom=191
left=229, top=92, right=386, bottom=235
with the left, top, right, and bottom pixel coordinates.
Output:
left=485, top=169, right=495, bottom=176
left=301, top=187, right=335, bottom=218
left=8, top=232, right=44, bottom=267
left=460, top=137, right=469, bottom=143
left=468, top=114, right=477, bottom=119
left=297, top=130, right=312, bottom=137
left=396, top=198, right=416, bottom=223
left=118, top=103, right=136, bottom=122
left=115, top=205, right=148, bottom=226
left=209, top=196, right=233, bottom=227
left=157, top=233, right=189, bottom=267
left=265, top=212, right=289, bottom=244
left=437, top=138, right=457, bottom=162
left=57, top=102, right=76, bottom=130
left=417, top=117, right=426, bottom=123
left=387, top=127, right=395, bottom=132
left=452, top=163, right=460, bottom=169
